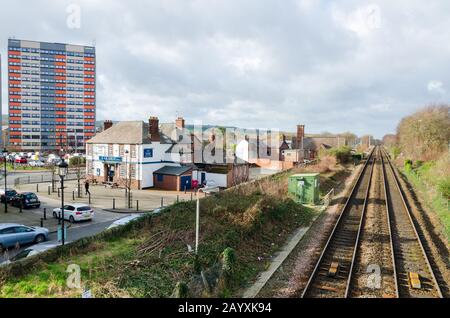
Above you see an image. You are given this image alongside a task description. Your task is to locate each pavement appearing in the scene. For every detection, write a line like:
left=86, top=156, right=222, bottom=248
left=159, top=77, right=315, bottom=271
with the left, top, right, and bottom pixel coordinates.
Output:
left=0, top=177, right=197, bottom=263
left=17, top=179, right=196, bottom=212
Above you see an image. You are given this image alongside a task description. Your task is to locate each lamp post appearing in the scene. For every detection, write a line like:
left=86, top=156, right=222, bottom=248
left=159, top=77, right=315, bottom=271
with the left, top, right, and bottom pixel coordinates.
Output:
left=195, top=188, right=205, bottom=255
left=58, top=159, right=69, bottom=245
left=125, top=149, right=130, bottom=208
left=2, top=148, right=8, bottom=214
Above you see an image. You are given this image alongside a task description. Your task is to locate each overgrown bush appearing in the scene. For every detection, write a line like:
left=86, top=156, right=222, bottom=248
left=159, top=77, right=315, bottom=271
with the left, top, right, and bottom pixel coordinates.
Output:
left=69, top=156, right=86, bottom=166
left=328, top=146, right=352, bottom=164
left=397, top=105, right=450, bottom=161
left=438, top=178, right=450, bottom=199
left=404, top=159, right=413, bottom=172
left=318, top=155, right=337, bottom=172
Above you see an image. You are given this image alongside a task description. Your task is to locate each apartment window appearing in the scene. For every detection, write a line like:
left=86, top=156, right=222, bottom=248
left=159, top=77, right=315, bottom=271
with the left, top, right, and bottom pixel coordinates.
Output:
left=119, top=145, right=124, bottom=157
left=108, top=144, right=113, bottom=156
left=131, top=145, right=137, bottom=158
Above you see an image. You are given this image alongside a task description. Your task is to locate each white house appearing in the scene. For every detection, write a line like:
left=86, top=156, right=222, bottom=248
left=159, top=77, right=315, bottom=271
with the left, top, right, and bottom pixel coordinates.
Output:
left=85, top=117, right=190, bottom=189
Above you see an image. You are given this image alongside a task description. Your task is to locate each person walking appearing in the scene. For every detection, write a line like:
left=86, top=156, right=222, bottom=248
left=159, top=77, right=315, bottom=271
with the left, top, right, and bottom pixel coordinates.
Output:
left=84, top=180, right=91, bottom=196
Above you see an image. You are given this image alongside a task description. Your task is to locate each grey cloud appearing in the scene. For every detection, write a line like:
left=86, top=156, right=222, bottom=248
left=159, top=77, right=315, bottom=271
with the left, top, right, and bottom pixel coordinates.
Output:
left=1, top=0, right=450, bottom=139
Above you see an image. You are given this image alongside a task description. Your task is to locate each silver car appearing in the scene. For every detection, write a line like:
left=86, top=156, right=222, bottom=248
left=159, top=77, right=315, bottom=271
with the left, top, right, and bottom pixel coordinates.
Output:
left=0, top=224, right=49, bottom=253
left=1, top=242, right=58, bottom=266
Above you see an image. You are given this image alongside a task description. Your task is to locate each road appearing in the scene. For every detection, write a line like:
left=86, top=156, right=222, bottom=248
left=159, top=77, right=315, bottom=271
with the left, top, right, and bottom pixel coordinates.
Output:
left=0, top=192, right=137, bottom=263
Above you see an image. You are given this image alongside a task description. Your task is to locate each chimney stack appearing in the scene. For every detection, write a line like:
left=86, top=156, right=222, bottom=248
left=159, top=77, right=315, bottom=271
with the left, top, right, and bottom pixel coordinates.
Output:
left=175, top=117, right=185, bottom=129
left=149, top=116, right=160, bottom=142
left=297, top=125, right=305, bottom=149
left=104, top=120, right=113, bottom=131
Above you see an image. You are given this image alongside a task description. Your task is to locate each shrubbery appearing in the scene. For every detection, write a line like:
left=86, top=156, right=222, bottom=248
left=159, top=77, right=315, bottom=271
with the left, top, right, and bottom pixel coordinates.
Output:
left=69, top=156, right=86, bottom=166
left=438, top=178, right=450, bottom=199
left=328, top=146, right=352, bottom=164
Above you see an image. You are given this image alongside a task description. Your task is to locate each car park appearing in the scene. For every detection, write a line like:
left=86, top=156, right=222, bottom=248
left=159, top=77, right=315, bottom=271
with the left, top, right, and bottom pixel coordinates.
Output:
left=53, top=204, right=94, bottom=223
left=10, top=192, right=41, bottom=209
left=0, top=189, right=18, bottom=203
left=0, top=224, right=49, bottom=253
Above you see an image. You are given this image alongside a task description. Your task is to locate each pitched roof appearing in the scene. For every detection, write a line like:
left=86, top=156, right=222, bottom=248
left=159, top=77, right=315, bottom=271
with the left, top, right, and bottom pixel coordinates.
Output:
left=86, top=121, right=150, bottom=144
left=154, top=165, right=192, bottom=176
left=87, top=121, right=175, bottom=145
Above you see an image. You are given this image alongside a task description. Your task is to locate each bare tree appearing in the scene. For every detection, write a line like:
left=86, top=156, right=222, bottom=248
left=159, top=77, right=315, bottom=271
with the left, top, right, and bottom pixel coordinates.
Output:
left=397, top=105, right=450, bottom=161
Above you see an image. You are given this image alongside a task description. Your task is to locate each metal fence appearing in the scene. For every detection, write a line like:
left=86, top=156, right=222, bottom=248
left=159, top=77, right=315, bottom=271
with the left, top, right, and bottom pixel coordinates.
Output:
left=13, top=170, right=86, bottom=186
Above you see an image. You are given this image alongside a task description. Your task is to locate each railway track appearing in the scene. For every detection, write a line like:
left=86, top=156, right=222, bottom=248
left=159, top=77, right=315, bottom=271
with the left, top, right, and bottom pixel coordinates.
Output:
left=301, top=146, right=443, bottom=298
left=347, top=147, right=397, bottom=298
left=301, top=148, right=375, bottom=298
left=381, top=148, right=443, bottom=298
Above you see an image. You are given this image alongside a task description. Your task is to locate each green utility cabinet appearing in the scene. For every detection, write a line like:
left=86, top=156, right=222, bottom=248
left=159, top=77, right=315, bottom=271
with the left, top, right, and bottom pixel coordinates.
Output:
left=288, top=173, right=320, bottom=205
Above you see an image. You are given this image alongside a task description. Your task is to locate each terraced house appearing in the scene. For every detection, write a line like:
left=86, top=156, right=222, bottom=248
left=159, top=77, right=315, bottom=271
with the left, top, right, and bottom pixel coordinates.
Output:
left=7, top=39, right=96, bottom=152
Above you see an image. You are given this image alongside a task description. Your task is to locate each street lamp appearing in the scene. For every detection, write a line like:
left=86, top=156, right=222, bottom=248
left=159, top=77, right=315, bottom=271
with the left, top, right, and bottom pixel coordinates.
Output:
left=2, top=148, right=8, bottom=214
left=125, top=150, right=130, bottom=208
left=58, top=159, right=69, bottom=245
left=195, top=188, right=205, bottom=255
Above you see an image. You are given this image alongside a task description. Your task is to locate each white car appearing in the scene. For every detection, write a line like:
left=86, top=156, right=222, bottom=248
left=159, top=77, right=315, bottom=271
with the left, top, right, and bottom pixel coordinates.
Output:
left=107, top=215, right=142, bottom=230
left=202, top=181, right=220, bottom=194
left=1, top=242, right=59, bottom=266
left=29, top=160, right=45, bottom=167
left=53, top=204, right=94, bottom=223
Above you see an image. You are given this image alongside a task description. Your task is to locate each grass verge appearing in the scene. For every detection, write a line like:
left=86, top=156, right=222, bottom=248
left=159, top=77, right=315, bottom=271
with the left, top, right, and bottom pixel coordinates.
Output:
left=0, top=164, right=351, bottom=298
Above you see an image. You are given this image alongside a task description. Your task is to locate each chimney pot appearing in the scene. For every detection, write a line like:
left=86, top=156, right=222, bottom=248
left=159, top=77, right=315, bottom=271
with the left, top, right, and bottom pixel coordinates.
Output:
left=297, top=125, right=305, bottom=149
left=104, top=120, right=113, bottom=131
left=149, top=117, right=160, bottom=142
left=175, top=117, right=185, bottom=129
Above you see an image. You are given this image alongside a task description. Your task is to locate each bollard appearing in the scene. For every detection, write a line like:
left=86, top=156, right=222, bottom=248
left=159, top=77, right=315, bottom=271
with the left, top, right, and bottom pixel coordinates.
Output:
left=48, top=185, right=51, bottom=195
left=136, top=200, right=139, bottom=211
left=58, top=211, right=61, bottom=225
left=43, top=208, right=47, bottom=220
left=161, top=197, right=164, bottom=208
left=40, top=218, right=43, bottom=228
left=36, top=184, right=39, bottom=193
left=177, top=195, right=179, bottom=203
left=58, top=188, right=60, bottom=198
left=73, top=191, right=75, bottom=201
left=88, top=193, right=91, bottom=205
left=113, top=198, right=116, bottom=210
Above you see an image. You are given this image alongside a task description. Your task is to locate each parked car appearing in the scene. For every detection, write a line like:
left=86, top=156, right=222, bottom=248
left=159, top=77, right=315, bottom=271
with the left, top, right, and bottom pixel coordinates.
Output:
left=10, top=192, right=41, bottom=209
left=0, top=189, right=18, bottom=203
left=202, top=180, right=220, bottom=194
left=0, top=224, right=49, bottom=253
left=29, top=160, right=45, bottom=167
left=46, top=154, right=61, bottom=164
left=0, top=242, right=58, bottom=266
left=15, top=157, right=27, bottom=164
left=106, top=215, right=142, bottom=230
left=53, top=204, right=94, bottom=223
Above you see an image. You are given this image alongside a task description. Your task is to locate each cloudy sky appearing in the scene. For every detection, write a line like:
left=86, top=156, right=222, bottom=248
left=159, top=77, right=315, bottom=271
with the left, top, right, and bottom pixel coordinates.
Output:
left=1, top=0, right=449, bottom=138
